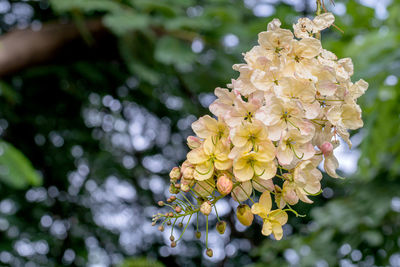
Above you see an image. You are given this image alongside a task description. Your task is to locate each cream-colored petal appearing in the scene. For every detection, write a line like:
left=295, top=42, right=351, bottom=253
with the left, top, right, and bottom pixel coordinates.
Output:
left=258, top=161, right=277, bottom=180
left=270, top=210, right=288, bottom=225
left=277, top=144, right=293, bottom=165
left=261, top=221, right=273, bottom=236
left=251, top=203, right=266, bottom=216
left=271, top=222, right=284, bottom=240
left=252, top=176, right=274, bottom=192
left=297, top=38, right=322, bottom=58
left=193, top=162, right=214, bottom=181
left=313, top=12, right=335, bottom=31
left=233, top=165, right=254, bottom=182
left=187, top=147, right=208, bottom=164
left=259, top=191, right=272, bottom=213
left=214, top=159, right=232, bottom=170
left=256, top=141, right=276, bottom=162
left=324, top=154, right=340, bottom=178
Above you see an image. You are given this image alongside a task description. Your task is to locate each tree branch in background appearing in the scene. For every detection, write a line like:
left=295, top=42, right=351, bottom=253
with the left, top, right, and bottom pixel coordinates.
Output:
left=0, top=19, right=110, bottom=77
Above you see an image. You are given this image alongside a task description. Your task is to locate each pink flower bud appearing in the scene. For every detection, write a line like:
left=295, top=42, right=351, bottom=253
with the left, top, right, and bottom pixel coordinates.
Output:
left=321, top=141, right=334, bottom=157
left=169, top=167, right=181, bottom=181
left=216, top=175, right=233, bottom=195
left=200, top=201, right=212, bottom=216
left=182, top=166, right=194, bottom=180
left=187, top=136, right=202, bottom=149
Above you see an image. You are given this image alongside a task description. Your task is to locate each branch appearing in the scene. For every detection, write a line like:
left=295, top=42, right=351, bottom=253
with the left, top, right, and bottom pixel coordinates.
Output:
left=0, top=19, right=110, bottom=77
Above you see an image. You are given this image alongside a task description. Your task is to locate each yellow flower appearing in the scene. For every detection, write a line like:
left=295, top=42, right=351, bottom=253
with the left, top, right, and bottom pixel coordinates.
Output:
left=326, top=104, right=363, bottom=130
left=191, top=115, right=229, bottom=143
left=251, top=191, right=288, bottom=240
left=233, top=141, right=276, bottom=182
left=231, top=121, right=269, bottom=152
left=187, top=138, right=232, bottom=181
left=277, top=130, right=315, bottom=165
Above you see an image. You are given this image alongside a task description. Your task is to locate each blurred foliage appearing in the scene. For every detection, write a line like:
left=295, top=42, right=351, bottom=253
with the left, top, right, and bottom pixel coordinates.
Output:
left=0, top=141, right=42, bottom=188
left=0, top=0, right=399, bottom=266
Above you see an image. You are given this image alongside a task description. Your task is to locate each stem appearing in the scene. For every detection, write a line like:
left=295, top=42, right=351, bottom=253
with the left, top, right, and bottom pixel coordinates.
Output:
left=238, top=184, right=255, bottom=204
left=205, top=215, right=209, bottom=248
left=316, top=0, right=322, bottom=15
left=171, top=218, right=178, bottom=236
left=214, top=205, right=221, bottom=222
left=315, top=0, right=322, bottom=39
left=196, top=180, right=213, bottom=195
left=196, top=212, right=199, bottom=231
left=176, top=214, right=193, bottom=242
left=180, top=192, right=195, bottom=209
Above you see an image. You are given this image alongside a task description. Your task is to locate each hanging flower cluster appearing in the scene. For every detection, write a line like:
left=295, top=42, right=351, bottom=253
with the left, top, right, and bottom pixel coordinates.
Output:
left=153, top=12, right=368, bottom=256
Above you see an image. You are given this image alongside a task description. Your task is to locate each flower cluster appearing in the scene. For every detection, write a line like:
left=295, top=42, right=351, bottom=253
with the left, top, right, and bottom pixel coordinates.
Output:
left=153, top=12, right=368, bottom=255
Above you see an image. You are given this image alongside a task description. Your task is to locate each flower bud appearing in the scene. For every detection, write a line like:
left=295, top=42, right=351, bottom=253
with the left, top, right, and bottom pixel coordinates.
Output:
left=169, top=167, right=181, bottom=182
left=170, top=235, right=175, bottom=241
left=206, top=248, right=213, bottom=257
left=180, top=183, right=190, bottom=192
left=236, top=204, right=254, bottom=226
left=169, top=184, right=179, bottom=194
left=187, top=136, right=202, bottom=149
left=175, top=206, right=182, bottom=213
left=178, top=222, right=183, bottom=228
left=195, top=231, right=201, bottom=239
left=158, top=226, right=164, bottom=232
left=182, top=166, right=194, bottom=180
left=200, top=201, right=212, bottom=216
left=216, top=175, right=233, bottom=195
left=171, top=241, right=176, bottom=248
left=158, top=201, right=164, bottom=206
left=216, top=221, right=227, bottom=234
left=321, top=141, right=333, bottom=157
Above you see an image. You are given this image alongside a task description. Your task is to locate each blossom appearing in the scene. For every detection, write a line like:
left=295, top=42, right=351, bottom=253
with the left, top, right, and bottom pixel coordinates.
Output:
left=191, top=115, right=229, bottom=142
left=284, top=39, right=322, bottom=79
left=231, top=120, right=269, bottom=152
left=281, top=159, right=323, bottom=204
left=209, top=87, right=238, bottom=119
left=187, top=138, right=232, bottom=181
left=157, top=12, right=368, bottom=248
left=233, top=142, right=276, bottom=181
left=277, top=130, right=315, bottom=165
left=326, top=104, right=363, bottom=130
left=258, top=24, right=293, bottom=55
left=251, top=191, right=288, bottom=240
left=224, top=96, right=262, bottom=128
left=255, top=99, right=313, bottom=141
left=293, top=12, right=335, bottom=39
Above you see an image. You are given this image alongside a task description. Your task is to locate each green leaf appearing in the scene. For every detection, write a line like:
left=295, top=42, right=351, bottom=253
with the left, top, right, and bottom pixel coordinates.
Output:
left=0, top=81, right=20, bottom=104
left=118, top=258, right=164, bottom=267
left=0, top=141, right=42, bottom=189
left=103, top=12, right=150, bottom=35
left=50, top=0, right=122, bottom=13
left=154, top=36, right=196, bottom=66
